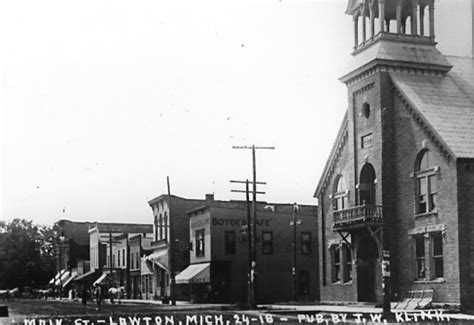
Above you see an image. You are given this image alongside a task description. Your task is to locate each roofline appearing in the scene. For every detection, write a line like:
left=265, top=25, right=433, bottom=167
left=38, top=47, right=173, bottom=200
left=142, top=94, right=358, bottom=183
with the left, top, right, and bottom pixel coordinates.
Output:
left=314, top=111, right=349, bottom=198
left=391, top=76, right=457, bottom=160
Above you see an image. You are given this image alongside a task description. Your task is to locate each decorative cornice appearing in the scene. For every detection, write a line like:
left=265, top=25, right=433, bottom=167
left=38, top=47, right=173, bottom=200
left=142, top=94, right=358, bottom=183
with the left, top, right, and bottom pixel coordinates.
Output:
left=353, top=82, right=375, bottom=96
left=394, top=88, right=453, bottom=162
left=319, top=128, right=349, bottom=196
left=345, top=63, right=445, bottom=87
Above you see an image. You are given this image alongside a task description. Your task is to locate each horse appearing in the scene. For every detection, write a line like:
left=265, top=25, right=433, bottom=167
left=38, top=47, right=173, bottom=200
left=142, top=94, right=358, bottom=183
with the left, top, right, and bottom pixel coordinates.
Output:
left=108, top=286, right=125, bottom=304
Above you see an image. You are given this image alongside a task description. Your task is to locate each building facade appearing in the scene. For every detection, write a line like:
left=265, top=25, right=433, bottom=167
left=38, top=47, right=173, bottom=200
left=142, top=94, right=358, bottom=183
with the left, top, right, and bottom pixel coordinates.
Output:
left=316, top=0, right=474, bottom=310
left=179, top=200, right=318, bottom=303
left=145, top=194, right=210, bottom=300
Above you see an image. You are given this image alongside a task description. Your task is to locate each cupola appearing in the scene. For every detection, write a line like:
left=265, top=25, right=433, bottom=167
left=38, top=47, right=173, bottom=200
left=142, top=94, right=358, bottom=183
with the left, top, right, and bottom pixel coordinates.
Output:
left=346, top=0, right=436, bottom=54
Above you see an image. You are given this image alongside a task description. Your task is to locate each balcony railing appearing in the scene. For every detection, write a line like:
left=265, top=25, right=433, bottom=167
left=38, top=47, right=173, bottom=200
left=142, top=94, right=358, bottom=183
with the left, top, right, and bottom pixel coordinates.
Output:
left=333, top=204, right=383, bottom=231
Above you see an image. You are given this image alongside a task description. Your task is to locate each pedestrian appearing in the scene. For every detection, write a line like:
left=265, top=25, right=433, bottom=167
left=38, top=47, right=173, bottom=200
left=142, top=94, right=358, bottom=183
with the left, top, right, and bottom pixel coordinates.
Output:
left=94, top=284, right=102, bottom=311
left=81, top=285, right=88, bottom=309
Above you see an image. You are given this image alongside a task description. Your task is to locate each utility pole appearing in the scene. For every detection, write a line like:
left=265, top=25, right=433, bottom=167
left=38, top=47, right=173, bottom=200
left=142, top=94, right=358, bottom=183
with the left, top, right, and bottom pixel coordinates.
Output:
left=230, top=179, right=266, bottom=308
left=167, top=176, right=176, bottom=306
left=290, top=203, right=300, bottom=302
left=233, top=145, right=274, bottom=306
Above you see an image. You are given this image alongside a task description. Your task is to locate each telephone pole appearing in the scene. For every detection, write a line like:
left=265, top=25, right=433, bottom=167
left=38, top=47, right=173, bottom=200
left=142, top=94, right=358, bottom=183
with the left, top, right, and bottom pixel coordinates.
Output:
left=232, top=145, right=274, bottom=306
left=167, top=176, right=176, bottom=305
left=230, top=179, right=266, bottom=308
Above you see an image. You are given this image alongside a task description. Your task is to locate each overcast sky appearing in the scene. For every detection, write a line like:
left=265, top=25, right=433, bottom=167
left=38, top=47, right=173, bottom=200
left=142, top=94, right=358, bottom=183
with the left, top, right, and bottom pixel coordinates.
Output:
left=1, top=0, right=468, bottom=226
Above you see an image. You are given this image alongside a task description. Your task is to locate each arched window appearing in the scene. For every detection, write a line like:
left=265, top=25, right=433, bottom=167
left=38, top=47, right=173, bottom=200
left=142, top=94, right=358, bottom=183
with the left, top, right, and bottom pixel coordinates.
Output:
left=333, top=176, right=348, bottom=211
left=415, top=150, right=438, bottom=213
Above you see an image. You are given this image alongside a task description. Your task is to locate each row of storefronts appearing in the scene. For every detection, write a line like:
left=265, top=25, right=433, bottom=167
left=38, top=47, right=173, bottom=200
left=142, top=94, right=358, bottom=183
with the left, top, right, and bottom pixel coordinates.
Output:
left=52, top=194, right=318, bottom=303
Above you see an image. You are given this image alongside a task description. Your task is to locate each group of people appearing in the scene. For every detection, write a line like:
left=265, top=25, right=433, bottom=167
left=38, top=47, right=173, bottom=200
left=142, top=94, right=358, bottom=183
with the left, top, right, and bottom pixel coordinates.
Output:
left=81, top=284, right=102, bottom=310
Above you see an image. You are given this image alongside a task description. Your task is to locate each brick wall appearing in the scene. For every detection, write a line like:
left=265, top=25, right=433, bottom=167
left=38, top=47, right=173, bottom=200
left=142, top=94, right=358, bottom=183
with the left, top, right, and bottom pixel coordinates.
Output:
left=391, top=91, right=460, bottom=305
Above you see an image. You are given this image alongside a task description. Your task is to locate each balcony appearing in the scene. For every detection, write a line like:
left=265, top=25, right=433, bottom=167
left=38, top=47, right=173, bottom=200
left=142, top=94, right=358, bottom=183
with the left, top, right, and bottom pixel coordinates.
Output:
left=333, top=204, right=383, bottom=231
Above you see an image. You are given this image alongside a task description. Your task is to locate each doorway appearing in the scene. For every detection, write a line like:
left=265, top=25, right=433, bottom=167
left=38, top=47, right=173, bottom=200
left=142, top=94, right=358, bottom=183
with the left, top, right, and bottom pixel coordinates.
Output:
left=357, top=236, right=379, bottom=302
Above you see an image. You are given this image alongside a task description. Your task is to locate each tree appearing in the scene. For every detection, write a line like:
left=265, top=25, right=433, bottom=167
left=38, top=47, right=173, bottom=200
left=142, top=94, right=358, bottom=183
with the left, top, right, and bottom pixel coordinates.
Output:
left=0, top=219, right=56, bottom=289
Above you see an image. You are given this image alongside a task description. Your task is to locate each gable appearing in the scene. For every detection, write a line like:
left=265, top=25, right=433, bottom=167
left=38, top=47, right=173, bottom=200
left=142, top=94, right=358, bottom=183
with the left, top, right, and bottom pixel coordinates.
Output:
left=390, top=59, right=474, bottom=159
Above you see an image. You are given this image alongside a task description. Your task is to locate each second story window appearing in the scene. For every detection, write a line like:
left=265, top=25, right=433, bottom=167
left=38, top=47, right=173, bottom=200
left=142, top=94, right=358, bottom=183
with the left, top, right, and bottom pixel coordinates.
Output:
left=333, top=176, right=348, bottom=211
left=262, top=231, right=273, bottom=254
left=415, top=150, right=438, bottom=214
left=195, top=229, right=205, bottom=257
left=225, top=231, right=236, bottom=255
left=301, top=232, right=311, bottom=255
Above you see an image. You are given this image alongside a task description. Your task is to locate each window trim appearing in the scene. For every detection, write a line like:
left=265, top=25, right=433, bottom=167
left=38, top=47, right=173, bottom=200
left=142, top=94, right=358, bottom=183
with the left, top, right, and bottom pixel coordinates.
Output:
left=415, top=150, right=438, bottom=215
left=331, top=245, right=341, bottom=283
left=195, top=229, right=205, bottom=258
left=431, top=232, right=444, bottom=280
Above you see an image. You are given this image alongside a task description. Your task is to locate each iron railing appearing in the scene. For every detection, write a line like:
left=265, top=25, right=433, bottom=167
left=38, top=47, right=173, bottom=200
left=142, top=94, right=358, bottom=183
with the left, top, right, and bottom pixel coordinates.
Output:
left=333, top=204, right=383, bottom=229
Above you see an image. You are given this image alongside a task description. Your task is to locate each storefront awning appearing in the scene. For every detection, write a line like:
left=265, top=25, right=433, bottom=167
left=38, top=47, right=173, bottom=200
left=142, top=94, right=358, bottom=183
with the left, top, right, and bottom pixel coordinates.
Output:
left=141, top=258, right=154, bottom=276
left=175, top=263, right=210, bottom=284
left=49, top=269, right=67, bottom=285
left=74, top=270, right=96, bottom=282
left=54, top=270, right=71, bottom=286
left=93, top=273, right=108, bottom=286
left=62, top=271, right=77, bottom=287
left=145, top=250, right=168, bottom=271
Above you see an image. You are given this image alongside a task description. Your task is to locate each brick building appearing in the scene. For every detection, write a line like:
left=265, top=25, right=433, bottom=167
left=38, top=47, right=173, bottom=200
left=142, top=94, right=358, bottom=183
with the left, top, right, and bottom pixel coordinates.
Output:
left=315, top=0, right=474, bottom=310
left=145, top=194, right=210, bottom=300
left=178, top=200, right=318, bottom=303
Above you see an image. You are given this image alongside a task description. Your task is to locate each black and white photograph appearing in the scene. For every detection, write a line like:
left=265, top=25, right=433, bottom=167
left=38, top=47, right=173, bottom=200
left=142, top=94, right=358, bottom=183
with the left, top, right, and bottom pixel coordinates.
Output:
left=2, top=0, right=474, bottom=324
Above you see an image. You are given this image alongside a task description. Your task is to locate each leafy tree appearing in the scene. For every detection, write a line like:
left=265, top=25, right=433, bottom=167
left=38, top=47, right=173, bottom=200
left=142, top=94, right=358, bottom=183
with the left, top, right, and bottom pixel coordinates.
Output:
left=0, top=219, right=56, bottom=289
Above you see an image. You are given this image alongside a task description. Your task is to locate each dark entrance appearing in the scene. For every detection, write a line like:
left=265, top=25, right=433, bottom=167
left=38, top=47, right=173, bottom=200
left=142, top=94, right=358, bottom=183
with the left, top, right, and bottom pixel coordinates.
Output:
left=357, top=236, right=379, bottom=302
left=359, top=163, right=376, bottom=205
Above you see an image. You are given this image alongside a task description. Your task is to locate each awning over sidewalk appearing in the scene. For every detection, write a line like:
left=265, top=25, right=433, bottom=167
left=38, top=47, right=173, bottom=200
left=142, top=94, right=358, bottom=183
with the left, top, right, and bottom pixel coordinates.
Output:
left=175, top=263, right=210, bottom=284
left=74, top=270, right=96, bottom=282
left=141, top=258, right=154, bottom=276
left=93, top=273, right=108, bottom=286
left=62, top=271, right=77, bottom=287
left=145, top=250, right=168, bottom=271
left=54, top=270, right=71, bottom=286
left=49, top=269, right=66, bottom=285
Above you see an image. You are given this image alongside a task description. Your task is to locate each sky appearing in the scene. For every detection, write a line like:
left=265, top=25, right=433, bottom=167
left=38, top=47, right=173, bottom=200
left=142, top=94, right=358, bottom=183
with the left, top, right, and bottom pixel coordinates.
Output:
left=1, top=0, right=468, bottom=227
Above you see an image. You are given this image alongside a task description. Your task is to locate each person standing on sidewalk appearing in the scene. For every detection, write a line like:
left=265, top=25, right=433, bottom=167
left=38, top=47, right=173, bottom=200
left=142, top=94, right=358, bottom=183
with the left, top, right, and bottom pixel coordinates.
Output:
left=94, top=284, right=102, bottom=311
left=81, top=285, right=89, bottom=309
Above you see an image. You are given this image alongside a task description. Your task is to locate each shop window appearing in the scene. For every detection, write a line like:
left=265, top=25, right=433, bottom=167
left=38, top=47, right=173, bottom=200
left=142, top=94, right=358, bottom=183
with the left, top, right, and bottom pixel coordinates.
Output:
left=432, top=232, right=444, bottom=279
left=331, top=245, right=341, bottom=283
left=301, top=232, right=311, bottom=255
left=298, top=270, right=310, bottom=295
left=196, top=229, right=205, bottom=257
left=415, top=150, right=438, bottom=214
left=262, top=231, right=273, bottom=254
left=343, top=244, right=352, bottom=282
left=225, top=231, right=236, bottom=255
left=333, top=176, right=348, bottom=211
left=415, top=236, right=426, bottom=280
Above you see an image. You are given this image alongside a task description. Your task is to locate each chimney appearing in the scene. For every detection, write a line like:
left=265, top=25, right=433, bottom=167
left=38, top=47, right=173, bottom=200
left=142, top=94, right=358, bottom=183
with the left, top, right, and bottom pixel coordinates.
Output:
left=205, top=194, right=214, bottom=201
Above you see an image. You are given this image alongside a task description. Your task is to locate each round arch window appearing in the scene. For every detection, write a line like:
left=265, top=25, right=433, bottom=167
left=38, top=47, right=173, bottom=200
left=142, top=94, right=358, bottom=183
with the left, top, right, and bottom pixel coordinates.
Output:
left=362, top=103, right=370, bottom=118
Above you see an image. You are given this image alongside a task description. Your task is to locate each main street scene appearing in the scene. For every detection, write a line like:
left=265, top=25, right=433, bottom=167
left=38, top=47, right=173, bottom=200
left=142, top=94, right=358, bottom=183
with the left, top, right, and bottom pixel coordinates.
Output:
left=3, top=0, right=474, bottom=324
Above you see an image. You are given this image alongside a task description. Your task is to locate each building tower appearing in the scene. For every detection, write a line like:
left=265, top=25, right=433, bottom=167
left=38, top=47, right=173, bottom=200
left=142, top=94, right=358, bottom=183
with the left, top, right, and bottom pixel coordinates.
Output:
left=315, top=0, right=474, bottom=309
